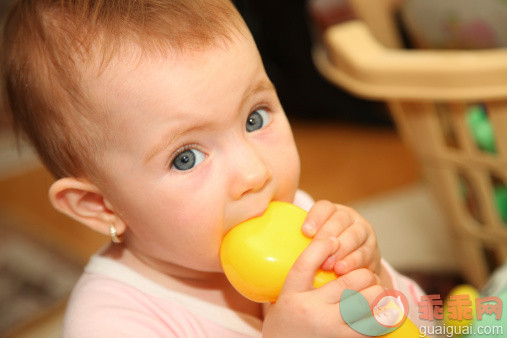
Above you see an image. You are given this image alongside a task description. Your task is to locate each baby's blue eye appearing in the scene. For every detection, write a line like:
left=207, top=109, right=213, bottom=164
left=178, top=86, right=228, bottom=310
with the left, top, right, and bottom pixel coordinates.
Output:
left=246, top=109, right=269, bottom=132
left=171, top=149, right=205, bottom=171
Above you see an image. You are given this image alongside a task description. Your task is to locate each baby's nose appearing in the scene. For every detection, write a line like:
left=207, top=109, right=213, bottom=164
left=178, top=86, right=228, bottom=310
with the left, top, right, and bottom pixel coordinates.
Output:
left=229, top=145, right=272, bottom=199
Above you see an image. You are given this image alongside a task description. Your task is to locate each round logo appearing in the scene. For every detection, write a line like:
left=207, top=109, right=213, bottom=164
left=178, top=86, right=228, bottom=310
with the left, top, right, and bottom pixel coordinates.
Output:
left=371, top=290, right=409, bottom=328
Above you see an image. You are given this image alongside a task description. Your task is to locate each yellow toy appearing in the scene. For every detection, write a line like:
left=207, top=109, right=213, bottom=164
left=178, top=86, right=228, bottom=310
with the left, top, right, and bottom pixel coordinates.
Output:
left=443, top=284, right=480, bottom=333
left=220, top=201, right=423, bottom=337
left=220, top=201, right=336, bottom=303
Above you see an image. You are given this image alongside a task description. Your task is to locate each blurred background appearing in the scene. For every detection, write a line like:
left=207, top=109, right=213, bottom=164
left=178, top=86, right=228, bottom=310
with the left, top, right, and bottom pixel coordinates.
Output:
left=2, top=0, right=507, bottom=336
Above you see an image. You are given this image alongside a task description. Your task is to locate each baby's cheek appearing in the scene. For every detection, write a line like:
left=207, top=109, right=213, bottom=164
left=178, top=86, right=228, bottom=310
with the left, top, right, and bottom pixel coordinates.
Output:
left=275, top=167, right=299, bottom=203
left=283, top=148, right=300, bottom=190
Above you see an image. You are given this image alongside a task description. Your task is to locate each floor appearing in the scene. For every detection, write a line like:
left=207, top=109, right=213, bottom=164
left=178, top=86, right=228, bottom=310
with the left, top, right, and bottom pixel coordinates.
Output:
left=0, top=120, right=459, bottom=336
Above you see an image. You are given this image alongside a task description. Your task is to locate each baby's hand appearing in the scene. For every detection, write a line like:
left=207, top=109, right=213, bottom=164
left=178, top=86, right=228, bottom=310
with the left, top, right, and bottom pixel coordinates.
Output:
left=301, top=201, right=382, bottom=279
left=262, top=236, right=385, bottom=337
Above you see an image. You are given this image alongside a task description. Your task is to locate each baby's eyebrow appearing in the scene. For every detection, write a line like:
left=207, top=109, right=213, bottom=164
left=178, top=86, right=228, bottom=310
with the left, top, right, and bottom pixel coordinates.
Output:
left=241, top=79, right=275, bottom=103
left=144, top=124, right=203, bottom=164
left=144, top=79, right=275, bottom=165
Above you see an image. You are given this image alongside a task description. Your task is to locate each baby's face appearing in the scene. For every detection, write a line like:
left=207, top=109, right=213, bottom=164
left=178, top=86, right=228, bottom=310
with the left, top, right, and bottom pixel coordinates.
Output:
left=86, top=31, right=300, bottom=275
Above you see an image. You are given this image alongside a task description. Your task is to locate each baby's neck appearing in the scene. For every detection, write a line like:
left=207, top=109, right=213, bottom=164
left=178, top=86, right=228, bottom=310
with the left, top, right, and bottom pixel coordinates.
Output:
left=100, top=244, right=264, bottom=319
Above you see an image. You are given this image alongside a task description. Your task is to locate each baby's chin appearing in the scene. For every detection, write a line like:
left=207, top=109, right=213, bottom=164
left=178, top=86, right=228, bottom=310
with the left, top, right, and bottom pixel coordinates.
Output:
left=212, top=260, right=225, bottom=273
left=193, top=255, right=224, bottom=273
left=171, top=261, right=225, bottom=281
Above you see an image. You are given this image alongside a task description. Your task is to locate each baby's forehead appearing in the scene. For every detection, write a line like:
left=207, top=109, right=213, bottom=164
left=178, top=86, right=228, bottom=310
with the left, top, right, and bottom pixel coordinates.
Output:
left=84, top=32, right=266, bottom=127
left=85, top=30, right=251, bottom=89
left=81, top=46, right=190, bottom=111
left=86, top=30, right=260, bottom=99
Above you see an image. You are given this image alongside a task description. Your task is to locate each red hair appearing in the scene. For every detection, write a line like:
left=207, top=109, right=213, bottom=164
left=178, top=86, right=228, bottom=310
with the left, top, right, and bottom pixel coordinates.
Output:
left=1, top=0, right=244, bottom=179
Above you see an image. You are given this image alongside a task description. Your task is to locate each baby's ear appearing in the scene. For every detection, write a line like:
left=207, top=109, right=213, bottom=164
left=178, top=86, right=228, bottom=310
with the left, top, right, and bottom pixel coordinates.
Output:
left=48, top=178, right=125, bottom=237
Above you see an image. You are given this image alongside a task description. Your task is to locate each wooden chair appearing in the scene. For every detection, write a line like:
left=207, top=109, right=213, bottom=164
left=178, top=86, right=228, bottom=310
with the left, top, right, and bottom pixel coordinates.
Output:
left=313, top=0, right=507, bottom=287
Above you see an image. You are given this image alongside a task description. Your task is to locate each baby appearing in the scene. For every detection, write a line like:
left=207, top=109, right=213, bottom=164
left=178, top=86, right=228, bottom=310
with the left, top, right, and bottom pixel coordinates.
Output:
left=1, top=0, right=426, bottom=336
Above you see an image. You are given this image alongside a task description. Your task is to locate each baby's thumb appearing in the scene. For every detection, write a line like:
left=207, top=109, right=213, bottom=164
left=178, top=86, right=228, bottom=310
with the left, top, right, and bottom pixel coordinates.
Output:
left=282, top=236, right=339, bottom=294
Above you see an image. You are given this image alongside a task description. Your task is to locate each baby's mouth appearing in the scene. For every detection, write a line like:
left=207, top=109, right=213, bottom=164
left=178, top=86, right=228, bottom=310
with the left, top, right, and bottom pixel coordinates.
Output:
left=246, top=203, right=271, bottom=221
left=227, top=199, right=273, bottom=232
left=250, top=209, right=266, bottom=219
left=225, top=208, right=268, bottom=235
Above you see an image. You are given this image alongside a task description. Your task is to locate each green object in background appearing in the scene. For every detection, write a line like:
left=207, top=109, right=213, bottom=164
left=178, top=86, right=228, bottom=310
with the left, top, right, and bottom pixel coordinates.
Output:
left=474, top=122, right=496, bottom=153
left=466, top=105, right=497, bottom=153
left=494, top=186, right=507, bottom=225
left=467, top=105, right=486, bottom=125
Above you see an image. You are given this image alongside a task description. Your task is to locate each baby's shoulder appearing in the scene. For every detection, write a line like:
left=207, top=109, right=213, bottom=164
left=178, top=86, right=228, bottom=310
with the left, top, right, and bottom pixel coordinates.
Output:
left=66, top=271, right=150, bottom=312
left=63, top=273, right=156, bottom=334
left=62, top=272, right=187, bottom=337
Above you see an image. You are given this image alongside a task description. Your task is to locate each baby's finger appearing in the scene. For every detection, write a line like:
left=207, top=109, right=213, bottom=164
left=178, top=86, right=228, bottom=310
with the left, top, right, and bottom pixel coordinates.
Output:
left=313, top=207, right=354, bottom=241
left=316, top=268, right=381, bottom=304
left=332, top=223, right=369, bottom=260
left=320, top=215, right=364, bottom=271
left=301, top=200, right=337, bottom=237
left=282, top=236, right=339, bottom=294
left=334, top=237, right=378, bottom=275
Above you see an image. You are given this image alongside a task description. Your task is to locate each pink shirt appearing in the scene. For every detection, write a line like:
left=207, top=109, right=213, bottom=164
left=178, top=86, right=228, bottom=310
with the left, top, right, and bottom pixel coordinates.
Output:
left=63, top=191, right=427, bottom=337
